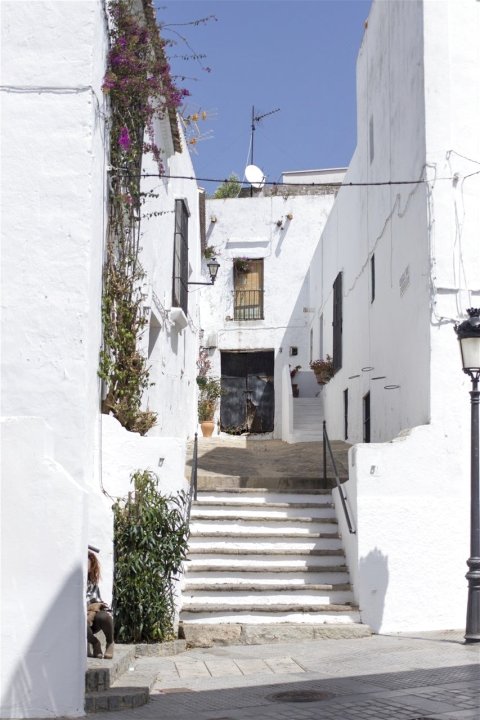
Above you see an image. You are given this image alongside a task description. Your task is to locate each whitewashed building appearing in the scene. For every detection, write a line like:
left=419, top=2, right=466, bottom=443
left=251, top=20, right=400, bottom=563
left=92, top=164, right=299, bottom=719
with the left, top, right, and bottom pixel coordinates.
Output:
left=200, top=182, right=341, bottom=440
left=198, top=0, right=479, bottom=636
left=306, top=0, right=479, bottom=635
left=1, top=1, right=202, bottom=717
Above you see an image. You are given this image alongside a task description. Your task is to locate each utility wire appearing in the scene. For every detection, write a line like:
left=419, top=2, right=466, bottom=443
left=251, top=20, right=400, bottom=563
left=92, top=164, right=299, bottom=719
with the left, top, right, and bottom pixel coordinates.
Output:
left=114, top=170, right=480, bottom=188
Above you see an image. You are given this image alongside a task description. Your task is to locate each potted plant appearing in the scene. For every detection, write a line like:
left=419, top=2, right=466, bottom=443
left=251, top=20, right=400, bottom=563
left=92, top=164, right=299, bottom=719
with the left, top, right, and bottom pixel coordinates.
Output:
left=203, top=244, right=217, bottom=259
left=197, top=376, right=223, bottom=437
left=233, top=257, right=251, bottom=273
left=310, top=355, right=335, bottom=384
left=290, top=365, right=301, bottom=398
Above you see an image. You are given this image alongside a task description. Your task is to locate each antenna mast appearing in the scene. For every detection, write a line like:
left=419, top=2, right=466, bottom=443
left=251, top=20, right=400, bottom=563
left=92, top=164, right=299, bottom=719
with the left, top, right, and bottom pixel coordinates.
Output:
left=250, top=105, right=280, bottom=167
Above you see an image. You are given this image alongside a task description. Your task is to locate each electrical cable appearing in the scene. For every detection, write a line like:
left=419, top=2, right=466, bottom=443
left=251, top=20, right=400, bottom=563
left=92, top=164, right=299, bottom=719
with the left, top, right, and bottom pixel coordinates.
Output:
left=114, top=169, right=466, bottom=188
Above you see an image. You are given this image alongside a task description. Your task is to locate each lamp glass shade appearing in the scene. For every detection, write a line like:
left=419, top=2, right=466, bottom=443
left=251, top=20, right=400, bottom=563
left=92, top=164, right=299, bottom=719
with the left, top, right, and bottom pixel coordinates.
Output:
left=207, top=259, right=220, bottom=282
left=459, top=336, right=480, bottom=371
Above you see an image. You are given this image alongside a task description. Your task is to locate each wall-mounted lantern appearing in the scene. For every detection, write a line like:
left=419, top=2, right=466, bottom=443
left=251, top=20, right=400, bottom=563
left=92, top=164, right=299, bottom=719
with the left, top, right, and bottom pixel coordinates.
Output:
left=188, top=258, right=220, bottom=286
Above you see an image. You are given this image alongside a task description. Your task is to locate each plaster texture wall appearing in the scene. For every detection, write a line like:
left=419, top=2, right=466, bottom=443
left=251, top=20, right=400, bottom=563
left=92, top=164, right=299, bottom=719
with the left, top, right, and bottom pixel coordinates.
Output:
left=1, top=418, right=87, bottom=718
left=337, top=424, right=470, bottom=633
left=1, top=3, right=107, bottom=716
left=91, top=416, right=189, bottom=605
left=129, top=122, right=201, bottom=438
left=1, top=0, right=107, bottom=485
left=308, top=0, right=431, bottom=445
left=316, top=0, right=478, bottom=633
left=200, top=191, right=336, bottom=437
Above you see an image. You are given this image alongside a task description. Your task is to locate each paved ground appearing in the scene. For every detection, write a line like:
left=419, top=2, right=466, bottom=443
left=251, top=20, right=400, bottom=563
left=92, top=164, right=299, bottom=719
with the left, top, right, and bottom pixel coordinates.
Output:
left=186, top=436, right=350, bottom=482
left=112, top=631, right=478, bottom=719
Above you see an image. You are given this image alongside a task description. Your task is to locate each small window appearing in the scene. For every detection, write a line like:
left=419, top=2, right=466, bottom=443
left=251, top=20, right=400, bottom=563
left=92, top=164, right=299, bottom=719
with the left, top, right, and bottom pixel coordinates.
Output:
left=172, top=199, right=189, bottom=315
left=332, top=273, right=342, bottom=371
left=343, top=388, right=349, bottom=440
left=233, top=258, right=264, bottom=320
left=319, top=314, right=324, bottom=359
left=369, top=115, right=374, bottom=163
left=370, top=254, right=375, bottom=303
left=363, top=392, right=371, bottom=443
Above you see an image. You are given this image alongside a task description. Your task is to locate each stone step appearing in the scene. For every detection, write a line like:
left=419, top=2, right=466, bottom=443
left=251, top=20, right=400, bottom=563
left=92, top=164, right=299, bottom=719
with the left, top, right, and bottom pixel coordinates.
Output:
left=181, top=589, right=354, bottom=607
left=195, top=492, right=333, bottom=505
left=184, top=571, right=350, bottom=585
left=186, top=559, right=348, bottom=572
left=291, top=431, right=323, bottom=441
left=197, top=476, right=330, bottom=491
left=194, top=498, right=334, bottom=508
left=189, top=535, right=342, bottom=550
left=190, top=502, right=336, bottom=522
left=179, top=621, right=371, bottom=647
left=195, top=488, right=332, bottom=495
left=180, top=606, right=360, bottom=624
left=190, top=518, right=337, bottom=532
left=85, top=686, right=149, bottom=713
left=85, top=645, right=151, bottom=713
left=85, top=645, right=136, bottom=693
left=187, top=545, right=345, bottom=556
left=183, top=582, right=352, bottom=592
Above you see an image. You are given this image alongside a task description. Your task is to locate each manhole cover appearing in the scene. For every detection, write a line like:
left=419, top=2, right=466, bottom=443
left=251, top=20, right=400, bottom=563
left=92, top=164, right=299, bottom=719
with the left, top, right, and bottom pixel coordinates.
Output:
left=267, top=690, right=335, bottom=703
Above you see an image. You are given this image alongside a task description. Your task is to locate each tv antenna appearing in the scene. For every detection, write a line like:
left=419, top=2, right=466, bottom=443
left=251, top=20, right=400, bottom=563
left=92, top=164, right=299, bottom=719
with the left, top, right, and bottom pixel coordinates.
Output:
left=250, top=105, right=280, bottom=167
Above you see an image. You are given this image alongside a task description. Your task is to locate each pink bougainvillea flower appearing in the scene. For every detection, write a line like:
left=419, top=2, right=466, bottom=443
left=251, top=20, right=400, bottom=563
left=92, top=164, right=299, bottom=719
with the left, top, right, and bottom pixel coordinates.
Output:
left=119, top=126, right=131, bottom=151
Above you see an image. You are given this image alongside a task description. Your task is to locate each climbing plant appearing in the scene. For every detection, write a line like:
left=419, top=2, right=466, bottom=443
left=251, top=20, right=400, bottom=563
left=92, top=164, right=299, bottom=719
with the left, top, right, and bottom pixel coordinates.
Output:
left=112, top=470, right=190, bottom=643
left=99, top=0, right=190, bottom=433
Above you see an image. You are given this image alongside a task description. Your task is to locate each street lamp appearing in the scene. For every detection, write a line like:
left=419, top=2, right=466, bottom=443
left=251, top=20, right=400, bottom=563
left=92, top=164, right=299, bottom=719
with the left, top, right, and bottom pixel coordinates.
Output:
left=188, top=258, right=220, bottom=286
left=454, top=307, right=480, bottom=643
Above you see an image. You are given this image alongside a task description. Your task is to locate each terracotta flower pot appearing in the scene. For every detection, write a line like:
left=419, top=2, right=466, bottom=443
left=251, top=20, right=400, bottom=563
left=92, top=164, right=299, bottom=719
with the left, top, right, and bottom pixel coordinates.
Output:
left=200, top=420, right=215, bottom=438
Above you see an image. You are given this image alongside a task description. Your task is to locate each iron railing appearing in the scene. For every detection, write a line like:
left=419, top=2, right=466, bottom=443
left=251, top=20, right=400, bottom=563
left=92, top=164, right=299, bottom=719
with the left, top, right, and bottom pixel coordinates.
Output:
left=323, top=421, right=356, bottom=534
left=234, top=289, right=264, bottom=320
left=187, top=432, right=198, bottom=523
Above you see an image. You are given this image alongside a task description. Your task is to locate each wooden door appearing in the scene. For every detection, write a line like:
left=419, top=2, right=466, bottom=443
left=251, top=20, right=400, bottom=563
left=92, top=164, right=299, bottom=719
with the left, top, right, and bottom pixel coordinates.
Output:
left=220, top=351, right=274, bottom=434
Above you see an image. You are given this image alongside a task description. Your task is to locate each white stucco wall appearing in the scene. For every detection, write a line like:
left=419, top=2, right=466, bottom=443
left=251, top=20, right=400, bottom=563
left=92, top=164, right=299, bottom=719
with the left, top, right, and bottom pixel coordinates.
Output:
left=319, top=0, right=478, bottom=633
left=136, top=121, right=201, bottom=439
left=1, top=0, right=106, bottom=485
left=309, top=0, right=431, bottom=445
left=1, top=2, right=107, bottom=716
left=90, top=416, right=189, bottom=605
left=337, top=424, right=470, bottom=633
left=1, top=418, right=87, bottom=719
left=200, top=190, right=337, bottom=436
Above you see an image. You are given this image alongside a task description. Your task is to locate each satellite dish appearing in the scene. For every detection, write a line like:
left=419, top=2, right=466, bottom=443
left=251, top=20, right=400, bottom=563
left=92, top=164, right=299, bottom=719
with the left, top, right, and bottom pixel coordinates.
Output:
left=245, top=164, right=265, bottom=189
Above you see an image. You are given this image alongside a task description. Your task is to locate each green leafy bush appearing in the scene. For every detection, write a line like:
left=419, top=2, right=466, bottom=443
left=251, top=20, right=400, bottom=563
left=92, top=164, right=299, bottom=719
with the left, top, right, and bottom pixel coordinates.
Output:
left=213, top=173, right=241, bottom=198
left=112, top=471, right=189, bottom=643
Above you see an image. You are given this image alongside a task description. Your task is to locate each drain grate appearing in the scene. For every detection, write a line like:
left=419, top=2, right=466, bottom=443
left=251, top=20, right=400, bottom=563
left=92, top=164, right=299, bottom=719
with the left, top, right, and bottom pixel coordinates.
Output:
left=267, top=690, right=335, bottom=703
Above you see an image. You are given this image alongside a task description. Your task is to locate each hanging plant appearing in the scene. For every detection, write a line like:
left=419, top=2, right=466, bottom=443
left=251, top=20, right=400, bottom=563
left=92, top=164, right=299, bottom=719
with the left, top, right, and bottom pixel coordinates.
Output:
left=234, top=257, right=251, bottom=273
left=99, top=0, right=190, bottom=434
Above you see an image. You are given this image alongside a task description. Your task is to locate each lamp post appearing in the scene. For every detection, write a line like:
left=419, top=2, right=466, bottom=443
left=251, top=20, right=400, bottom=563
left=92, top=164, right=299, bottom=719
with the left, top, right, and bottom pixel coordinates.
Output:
left=454, top=307, right=480, bottom=643
left=188, top=258, right=220, bottom=287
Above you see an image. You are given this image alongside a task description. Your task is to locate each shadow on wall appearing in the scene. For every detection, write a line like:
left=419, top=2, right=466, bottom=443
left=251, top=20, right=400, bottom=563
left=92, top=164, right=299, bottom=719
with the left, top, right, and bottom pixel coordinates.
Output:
left=1, top=566, right=85, bottom=719
left=359, top=547, right=389, bottom=633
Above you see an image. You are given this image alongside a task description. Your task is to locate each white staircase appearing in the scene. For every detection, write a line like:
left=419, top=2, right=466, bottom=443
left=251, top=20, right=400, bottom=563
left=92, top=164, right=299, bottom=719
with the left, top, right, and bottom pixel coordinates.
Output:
left=291, top=397, right=324, bottom=442
left=179, top=488, right=366, bottom=645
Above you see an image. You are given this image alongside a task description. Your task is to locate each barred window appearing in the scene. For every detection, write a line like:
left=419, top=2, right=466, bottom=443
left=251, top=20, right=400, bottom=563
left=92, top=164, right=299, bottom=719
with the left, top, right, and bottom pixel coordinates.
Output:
left=172, top=199, right=189, bottom=315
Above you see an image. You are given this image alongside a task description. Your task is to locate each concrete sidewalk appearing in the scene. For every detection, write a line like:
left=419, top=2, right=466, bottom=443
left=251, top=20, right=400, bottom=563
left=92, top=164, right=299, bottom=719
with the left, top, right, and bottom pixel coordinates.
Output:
left=105, top=631, right=478, bottom=720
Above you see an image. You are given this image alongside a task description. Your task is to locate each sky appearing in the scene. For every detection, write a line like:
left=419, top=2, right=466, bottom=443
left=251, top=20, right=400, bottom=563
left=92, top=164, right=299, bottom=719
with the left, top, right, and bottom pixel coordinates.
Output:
left=159, top=0, right=372, bottom=190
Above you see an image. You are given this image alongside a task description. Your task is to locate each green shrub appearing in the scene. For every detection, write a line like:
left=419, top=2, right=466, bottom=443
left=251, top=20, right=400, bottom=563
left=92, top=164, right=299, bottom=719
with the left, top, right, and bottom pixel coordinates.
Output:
left=112, top=470, right=189, bottom=643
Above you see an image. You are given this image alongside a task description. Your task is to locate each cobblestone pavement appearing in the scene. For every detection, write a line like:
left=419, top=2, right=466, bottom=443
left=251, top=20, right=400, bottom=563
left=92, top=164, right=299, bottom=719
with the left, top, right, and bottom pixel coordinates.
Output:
left=113, top=631, right=479, bottom=720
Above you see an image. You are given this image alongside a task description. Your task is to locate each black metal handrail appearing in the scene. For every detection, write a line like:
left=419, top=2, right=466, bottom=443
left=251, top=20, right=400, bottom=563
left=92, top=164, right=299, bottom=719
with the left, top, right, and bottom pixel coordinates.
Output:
left=187, top=432, right=198, bottom=523
left=323, top=421, right=356, bottom=534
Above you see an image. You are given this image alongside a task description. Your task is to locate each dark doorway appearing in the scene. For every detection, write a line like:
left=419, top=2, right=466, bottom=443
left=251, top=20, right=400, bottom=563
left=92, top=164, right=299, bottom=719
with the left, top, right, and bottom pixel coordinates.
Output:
left=220, top=351, right=274, bottom=434
left=363, top=391, right=371, bottom=443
